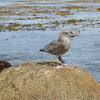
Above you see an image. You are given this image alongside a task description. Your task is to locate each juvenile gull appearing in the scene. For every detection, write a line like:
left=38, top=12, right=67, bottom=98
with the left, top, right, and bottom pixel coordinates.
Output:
left=70, top=30, right=80, bottom=36
left=40, top=31, right=72, bottom=69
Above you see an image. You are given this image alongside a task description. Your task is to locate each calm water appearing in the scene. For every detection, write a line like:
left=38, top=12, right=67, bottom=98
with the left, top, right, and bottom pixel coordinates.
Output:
left=0, top=0, right=100, bottom=81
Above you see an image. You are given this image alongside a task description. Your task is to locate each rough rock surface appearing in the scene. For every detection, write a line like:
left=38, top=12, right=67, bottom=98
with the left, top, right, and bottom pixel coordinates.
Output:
left=0, top=60, right=11, bottom=72
left=0, top=61, right=100, bottom=100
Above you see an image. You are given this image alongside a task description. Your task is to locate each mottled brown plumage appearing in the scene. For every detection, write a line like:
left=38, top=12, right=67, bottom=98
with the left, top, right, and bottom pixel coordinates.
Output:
left=40, top=31, right=71, bottom=68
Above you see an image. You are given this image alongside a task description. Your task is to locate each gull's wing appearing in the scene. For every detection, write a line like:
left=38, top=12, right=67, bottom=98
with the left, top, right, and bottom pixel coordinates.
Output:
left=44, top=39, right=65, bottom=55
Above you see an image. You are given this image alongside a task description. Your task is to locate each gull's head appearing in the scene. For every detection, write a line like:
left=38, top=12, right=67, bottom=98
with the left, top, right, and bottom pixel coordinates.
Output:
left=59, top=31, right=71, bottom=38
left=59, top=31, right=74, bottom=38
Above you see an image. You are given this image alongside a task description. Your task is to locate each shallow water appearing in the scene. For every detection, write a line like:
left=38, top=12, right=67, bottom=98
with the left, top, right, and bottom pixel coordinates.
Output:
left=0, top=28, right=100, bottom=81
left=0, top=0, right=100, bottom=81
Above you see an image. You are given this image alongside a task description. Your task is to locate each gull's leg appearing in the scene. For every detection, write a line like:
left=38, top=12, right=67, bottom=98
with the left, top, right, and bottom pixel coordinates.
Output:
left=58, top=55, right=65, bottom=63
left=56, top=56, right=63, bottom=69
left=60, top=55, right=63, bottom=65
left=57, top=56, right=58, bottom=66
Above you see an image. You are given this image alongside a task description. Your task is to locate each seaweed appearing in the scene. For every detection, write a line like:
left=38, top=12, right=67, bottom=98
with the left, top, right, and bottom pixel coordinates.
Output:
left=0, top=0, right=99, bottom=31
left=56, top=11, right=71, bottom=16
left=62, top=5, right=87, bottom=10
left=98, top=8, right=100, bottom=11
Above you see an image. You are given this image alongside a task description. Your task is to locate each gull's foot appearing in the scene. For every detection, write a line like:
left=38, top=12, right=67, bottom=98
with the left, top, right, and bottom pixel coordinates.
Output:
left=56, top=65, right=63, bottom=69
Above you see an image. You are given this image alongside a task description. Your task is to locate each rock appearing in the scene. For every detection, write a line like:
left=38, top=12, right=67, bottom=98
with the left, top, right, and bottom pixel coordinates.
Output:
left=0, top=60, right=12, bottom=72
left=0, top=61, right=100, bottom=100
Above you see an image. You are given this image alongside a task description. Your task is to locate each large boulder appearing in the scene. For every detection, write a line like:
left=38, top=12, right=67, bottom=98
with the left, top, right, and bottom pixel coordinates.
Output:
left=0, top=61, right=100, bottom=100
